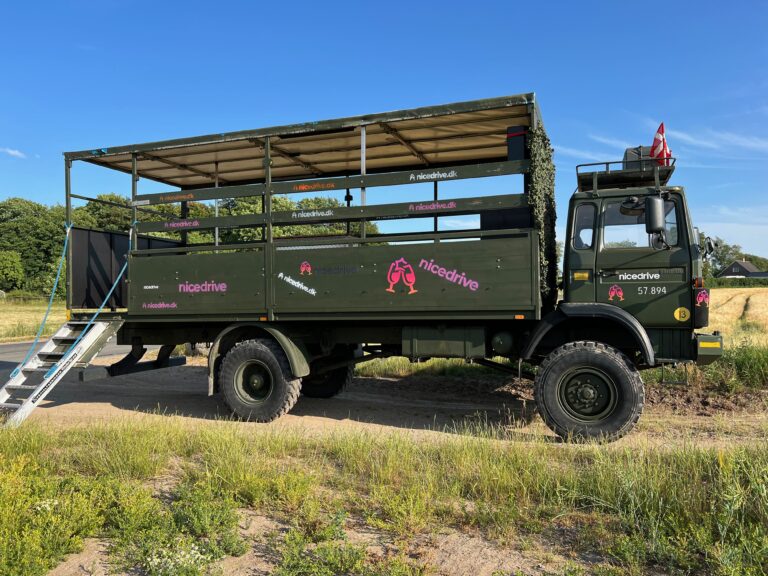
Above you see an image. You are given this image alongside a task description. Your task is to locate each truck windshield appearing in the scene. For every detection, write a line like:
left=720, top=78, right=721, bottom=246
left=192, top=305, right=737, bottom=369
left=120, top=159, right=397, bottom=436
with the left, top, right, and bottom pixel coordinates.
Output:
left=602, top=200, right=678, bottom=248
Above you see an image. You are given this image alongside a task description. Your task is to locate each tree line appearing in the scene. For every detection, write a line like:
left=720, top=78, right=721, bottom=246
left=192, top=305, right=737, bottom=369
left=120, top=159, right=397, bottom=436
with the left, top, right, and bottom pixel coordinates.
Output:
left=0, top=193, right=762, bottom=296
left=0, top=194, right=376, bottom=296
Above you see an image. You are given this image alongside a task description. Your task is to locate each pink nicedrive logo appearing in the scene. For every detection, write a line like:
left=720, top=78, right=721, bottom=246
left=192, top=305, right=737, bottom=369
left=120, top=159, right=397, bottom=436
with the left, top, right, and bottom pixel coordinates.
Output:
left=178, top=281, right=228, bottom=293
left=419, top=258, right=479, bottom=291
left=386, top=257, right=480, bottom=294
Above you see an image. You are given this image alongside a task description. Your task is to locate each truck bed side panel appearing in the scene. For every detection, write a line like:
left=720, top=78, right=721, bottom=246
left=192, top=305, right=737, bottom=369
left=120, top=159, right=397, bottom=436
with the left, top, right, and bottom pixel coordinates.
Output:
left=127, top=234, right=538, bottom=318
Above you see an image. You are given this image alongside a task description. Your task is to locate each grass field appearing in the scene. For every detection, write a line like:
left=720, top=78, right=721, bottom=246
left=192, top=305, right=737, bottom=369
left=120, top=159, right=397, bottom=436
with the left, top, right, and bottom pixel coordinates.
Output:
left=0, top=299, right=65, bottom=343
left=708, top=287, right=768, bottom=347
left=0, top=420, right=765, bottom=576
left=0, top=289, right=767, bottom=575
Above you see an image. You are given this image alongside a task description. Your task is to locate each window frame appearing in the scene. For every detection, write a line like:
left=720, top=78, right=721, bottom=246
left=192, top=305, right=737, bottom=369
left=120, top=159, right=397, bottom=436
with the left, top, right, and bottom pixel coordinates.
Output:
left=600, top=198, right=680, bottom=250
left=571, top=202, right=597, bottom=251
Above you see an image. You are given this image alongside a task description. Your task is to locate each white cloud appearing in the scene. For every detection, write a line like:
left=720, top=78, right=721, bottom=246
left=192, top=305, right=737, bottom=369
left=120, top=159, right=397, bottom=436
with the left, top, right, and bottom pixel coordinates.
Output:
left=643, top=116, right=768, bottom=156
left=666, top=128, right=720, bottom=150
left=0, top=147, right=26, bottom=159
left=705, top=204, right=768, bottom=226
left=588, top=134, right=634, bottom=150
left=554, top=145, right=610, bottom=163
left=715, top=131, right=768, bottom=153
left=441, top=216, right=479, bottom=230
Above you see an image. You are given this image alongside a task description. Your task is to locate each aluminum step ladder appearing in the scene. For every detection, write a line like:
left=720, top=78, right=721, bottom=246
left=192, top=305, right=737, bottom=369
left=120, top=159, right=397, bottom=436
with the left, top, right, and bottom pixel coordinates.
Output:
left=0, top=319, right=124, bottom=427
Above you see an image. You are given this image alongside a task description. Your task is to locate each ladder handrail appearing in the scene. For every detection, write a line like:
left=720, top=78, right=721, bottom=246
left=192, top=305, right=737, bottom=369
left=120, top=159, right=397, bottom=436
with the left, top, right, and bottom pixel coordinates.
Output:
left=44, top=259, right=128, bottom=379
left=10, top=224, right=72, bottom=379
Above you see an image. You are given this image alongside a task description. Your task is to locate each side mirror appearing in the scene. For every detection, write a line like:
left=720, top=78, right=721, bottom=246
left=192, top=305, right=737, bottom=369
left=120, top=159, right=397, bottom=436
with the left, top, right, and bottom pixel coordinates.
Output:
left=645, top=196, right=665, bottom=234
left=705, top=236, right=716, bottom=257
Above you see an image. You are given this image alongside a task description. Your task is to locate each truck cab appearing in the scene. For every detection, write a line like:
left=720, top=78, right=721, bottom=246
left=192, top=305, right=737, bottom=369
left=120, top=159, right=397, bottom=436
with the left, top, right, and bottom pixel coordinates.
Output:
left=563, top=153, right=722, bottom=366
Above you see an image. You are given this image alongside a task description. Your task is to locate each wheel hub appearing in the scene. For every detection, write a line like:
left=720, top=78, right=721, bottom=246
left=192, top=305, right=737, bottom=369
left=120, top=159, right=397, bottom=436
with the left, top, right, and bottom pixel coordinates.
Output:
left=235, top=360, right=274, bottom=404
left=558, top=368, right=618, bottom=422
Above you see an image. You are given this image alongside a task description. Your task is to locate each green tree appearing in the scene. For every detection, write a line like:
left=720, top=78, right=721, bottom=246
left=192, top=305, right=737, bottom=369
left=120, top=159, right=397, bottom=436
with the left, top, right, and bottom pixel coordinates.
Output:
left=708, top=236, right=743, bottom=276
left=220, top=196, right=378, bottom=244
left=25, top=259, right=66, bottom=298
left=0, top=198, right=66, bottom=281
left=742, top=252, right=768, bottom=272
left=79, top=193, right=132, bottom=231
left=0, top=250, right=25, bottom=291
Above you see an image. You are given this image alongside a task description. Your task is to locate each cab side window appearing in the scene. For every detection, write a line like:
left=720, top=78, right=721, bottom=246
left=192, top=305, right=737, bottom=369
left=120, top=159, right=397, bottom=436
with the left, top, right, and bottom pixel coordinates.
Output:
left=602, top=200, right=679, bottom=249
left=572, top=204, right=595, bottom=249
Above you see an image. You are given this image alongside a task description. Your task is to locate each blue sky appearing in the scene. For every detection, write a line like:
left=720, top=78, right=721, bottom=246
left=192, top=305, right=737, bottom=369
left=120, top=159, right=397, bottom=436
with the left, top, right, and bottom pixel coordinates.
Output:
left=1, top=1, right=767, bottom=254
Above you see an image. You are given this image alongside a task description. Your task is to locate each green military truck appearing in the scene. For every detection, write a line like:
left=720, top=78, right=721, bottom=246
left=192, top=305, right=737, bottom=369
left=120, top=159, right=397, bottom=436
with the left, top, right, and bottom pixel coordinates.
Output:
left=0, top=93, right=722, bottom=440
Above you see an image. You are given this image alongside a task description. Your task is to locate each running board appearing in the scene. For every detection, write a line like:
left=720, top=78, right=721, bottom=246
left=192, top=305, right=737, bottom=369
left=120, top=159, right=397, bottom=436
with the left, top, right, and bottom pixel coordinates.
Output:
left=0, top=319, right=124, bottom=427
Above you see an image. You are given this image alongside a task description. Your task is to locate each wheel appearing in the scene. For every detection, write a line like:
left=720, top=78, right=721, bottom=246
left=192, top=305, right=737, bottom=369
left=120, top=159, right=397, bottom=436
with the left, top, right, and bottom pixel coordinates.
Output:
left=219, top=339, right=301, bottom=422
left=534, top=341, right=644, bottom=442
left=301, top=365, right=353, bottom=398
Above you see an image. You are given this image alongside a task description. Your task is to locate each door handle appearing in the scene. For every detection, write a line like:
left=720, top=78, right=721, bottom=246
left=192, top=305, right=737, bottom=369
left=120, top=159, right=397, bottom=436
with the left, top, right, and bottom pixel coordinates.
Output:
left=599, top=270, right=617, bottom=278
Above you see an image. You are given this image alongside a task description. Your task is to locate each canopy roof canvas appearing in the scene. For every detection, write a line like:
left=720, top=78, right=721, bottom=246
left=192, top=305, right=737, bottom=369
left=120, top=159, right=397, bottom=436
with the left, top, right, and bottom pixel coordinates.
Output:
left=65, top=94, right=540, bottom=189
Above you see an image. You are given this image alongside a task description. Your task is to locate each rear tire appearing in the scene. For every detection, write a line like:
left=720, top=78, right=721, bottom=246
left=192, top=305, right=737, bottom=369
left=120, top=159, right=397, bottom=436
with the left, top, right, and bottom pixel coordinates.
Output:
left=534, top=341, right=644, bottom=442
left=219, top=339, right=301, bottom=422
left=301, top=365, right=353, bottom=398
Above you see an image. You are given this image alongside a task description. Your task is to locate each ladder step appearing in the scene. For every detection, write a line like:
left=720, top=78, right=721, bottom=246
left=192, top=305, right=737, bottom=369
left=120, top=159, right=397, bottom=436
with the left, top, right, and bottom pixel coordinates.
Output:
left=0, top=402, right=23, bottom=411
left=22, top=364, right=54, bottom=373
left=38, top=352, right=65, bottom=361
left=4, top=384, right=37, bottom=391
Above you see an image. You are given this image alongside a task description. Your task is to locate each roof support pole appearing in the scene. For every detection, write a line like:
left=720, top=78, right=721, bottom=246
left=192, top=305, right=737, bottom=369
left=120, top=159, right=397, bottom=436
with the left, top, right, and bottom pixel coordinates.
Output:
left=264, top=137, right=274, bottom=320
left=360, top=126, right=366, bottom=239
left=131, top=154, right=138, bottom=250
left=214, top=161, right=219, bottom=247
left=433, top=181, right=438, bottom=235
left=65, top=158, right=72, bottom=310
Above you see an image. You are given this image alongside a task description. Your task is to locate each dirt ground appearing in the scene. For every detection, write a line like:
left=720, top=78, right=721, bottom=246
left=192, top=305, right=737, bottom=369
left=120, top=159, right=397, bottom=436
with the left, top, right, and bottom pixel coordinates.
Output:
left=35, top=358, right=768, bottom=575
left=31, top=355, right=768, bottom=445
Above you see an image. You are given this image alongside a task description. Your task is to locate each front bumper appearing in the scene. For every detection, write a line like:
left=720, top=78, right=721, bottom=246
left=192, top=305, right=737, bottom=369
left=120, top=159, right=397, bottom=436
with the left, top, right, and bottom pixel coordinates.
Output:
left=694, top=332, right=723, bottom=366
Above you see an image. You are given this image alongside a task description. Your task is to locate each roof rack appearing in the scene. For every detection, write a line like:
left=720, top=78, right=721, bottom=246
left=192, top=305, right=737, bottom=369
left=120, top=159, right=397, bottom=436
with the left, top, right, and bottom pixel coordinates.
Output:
left=576, top=158, right=675, bottom=193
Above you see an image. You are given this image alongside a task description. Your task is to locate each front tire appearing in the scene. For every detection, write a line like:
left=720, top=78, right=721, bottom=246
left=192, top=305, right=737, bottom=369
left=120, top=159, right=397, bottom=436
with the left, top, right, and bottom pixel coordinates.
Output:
left=219, top=339, right=301, bottom=422
left=534, top=341, right=644, bottom=442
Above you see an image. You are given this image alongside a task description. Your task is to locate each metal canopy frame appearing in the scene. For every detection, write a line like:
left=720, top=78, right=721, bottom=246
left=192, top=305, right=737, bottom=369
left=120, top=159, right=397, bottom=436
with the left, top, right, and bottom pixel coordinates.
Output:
left=64, top=93, right=539, bottom=189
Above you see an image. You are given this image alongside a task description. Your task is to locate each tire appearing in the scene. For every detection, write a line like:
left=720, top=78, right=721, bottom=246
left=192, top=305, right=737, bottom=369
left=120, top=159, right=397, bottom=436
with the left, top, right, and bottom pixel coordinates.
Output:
left=534, top=341, right=644, bottom=442
left=301, top=365, right=353, bottom=398
left=219, top=339, right=301, bottom=422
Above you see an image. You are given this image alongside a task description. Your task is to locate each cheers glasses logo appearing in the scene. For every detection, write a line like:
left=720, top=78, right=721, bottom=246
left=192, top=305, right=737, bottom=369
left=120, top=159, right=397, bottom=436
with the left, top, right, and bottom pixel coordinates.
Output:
left=696, top=290, right=710, bottom=307
left=299, top=261, right=312, bottom=275
left=386, top=258, right=418, bottom=295
left=608, top=284, right=624, bottom=302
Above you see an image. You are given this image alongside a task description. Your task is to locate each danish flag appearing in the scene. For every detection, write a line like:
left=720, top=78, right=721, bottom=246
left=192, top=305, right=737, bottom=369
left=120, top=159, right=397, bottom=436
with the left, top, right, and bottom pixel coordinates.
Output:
left=650, top=122, right=672, bottom=166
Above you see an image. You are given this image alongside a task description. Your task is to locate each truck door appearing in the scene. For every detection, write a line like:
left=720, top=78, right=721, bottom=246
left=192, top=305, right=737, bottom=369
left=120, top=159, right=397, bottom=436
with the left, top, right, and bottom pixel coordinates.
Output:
left=564, top=202, right=598, bottom=303
left=594, top=195, right=692, bottom=328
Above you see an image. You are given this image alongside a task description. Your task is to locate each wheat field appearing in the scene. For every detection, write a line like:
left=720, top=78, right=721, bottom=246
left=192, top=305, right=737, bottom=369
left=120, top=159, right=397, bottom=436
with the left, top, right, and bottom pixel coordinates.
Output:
left=708, top=287, right=768, bottom=347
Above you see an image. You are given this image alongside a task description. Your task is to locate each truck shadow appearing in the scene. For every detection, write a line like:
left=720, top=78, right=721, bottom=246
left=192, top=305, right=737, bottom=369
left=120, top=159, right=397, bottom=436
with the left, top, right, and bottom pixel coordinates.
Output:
left=37, top=366, right=548, bottom=440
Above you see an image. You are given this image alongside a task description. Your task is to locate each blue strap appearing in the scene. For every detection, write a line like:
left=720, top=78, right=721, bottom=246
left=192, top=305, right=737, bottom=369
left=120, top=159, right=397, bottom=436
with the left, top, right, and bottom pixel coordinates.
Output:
left=44, top=259, right=128, bottom=379
left=10, top=224, right=72, bottom=379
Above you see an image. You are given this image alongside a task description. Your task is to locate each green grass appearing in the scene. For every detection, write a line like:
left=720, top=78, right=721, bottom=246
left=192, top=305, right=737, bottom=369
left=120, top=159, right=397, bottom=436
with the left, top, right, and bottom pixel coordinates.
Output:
left=0, top=420, right=766, bottom=575
left=358, top=344, right=768, bottom=394
left=0, top=299, right=66, bottom=343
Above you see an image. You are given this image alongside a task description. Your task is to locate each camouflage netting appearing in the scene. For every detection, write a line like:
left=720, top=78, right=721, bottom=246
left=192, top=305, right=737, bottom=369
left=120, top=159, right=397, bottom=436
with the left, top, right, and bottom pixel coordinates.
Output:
left=527, top=125, right=558, bottom=314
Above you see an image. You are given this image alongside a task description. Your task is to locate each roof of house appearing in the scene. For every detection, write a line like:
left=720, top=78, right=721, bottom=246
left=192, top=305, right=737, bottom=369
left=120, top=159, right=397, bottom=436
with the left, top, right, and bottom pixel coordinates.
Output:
left=729, top=260, right=760, bottom=272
